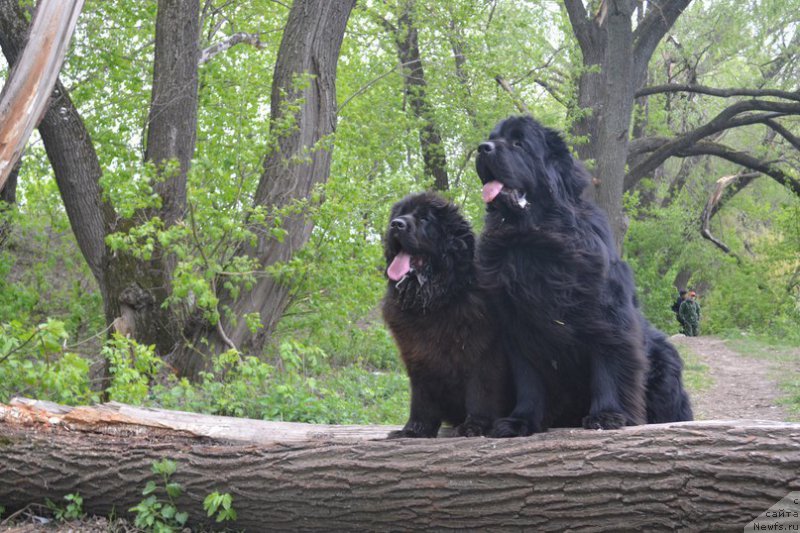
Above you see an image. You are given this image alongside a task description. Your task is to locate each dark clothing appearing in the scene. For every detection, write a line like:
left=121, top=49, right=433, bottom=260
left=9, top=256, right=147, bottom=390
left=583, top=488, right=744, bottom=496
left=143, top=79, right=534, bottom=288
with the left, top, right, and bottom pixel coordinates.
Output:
left=679, top=299, right=700, bottom=336
left=672, top=296, right=685, bottom=328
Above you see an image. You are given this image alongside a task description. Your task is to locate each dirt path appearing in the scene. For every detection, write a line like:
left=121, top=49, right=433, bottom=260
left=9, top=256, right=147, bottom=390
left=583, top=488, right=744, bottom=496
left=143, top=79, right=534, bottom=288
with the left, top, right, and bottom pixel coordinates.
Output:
left=671, top=335, right=793, bottom=421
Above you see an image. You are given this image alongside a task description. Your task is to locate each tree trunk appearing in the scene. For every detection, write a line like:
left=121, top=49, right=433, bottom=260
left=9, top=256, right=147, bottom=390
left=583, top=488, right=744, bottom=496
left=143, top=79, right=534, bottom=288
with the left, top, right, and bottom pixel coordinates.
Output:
left=0, top=0, right=84, bottom=190
left=590, top=0, right=635, bottom=249
left=171, top=0, right=356, bottom=374
left=0, top=159, right=20, bottom=247
left=395, top=0, right=450, bottom=191
left=2, top=399, right=799, bottom=531
left=144, top=0, right=199, bottom=225
left=564, top=0, right=692, bottom=249
left=105, top=0, right=202, bottom=363
left=0, top=0, right=113, bottom=296
left=1, top=0, right=357, bottom=378
left=0, top=0, right=199, bottom=371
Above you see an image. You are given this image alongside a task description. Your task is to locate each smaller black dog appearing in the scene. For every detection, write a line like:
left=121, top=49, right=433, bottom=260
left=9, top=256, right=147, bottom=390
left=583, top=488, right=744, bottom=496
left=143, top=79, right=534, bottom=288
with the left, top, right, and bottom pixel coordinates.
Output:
left=382, top=192, right=511, bottom=438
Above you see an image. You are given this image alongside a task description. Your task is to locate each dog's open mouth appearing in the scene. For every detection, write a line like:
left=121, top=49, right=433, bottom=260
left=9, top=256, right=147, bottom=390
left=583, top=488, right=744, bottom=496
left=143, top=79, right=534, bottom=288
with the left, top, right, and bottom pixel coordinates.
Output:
left=387, top=252, right=426, bottom=282
left=482, top=180, right=528, bottom=209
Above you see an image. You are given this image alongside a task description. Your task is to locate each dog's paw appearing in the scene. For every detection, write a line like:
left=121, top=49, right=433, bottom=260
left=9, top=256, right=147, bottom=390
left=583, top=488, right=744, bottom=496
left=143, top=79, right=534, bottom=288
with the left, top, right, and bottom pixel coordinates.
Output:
left=582, top=411, right=627, bottom=430
left=488, top=417, right=540, bottom=438
left=387, top=428, right=420, bottom=439
left=387, top=425, right=438, bottom=439
left=387, top=429, right=414, bottom=439
left=455, top=419, right=486, bottom=438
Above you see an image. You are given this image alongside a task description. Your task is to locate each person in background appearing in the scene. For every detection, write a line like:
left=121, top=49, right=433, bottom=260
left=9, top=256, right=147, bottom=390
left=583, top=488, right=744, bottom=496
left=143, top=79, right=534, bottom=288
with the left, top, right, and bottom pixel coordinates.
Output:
left=679, top=291, right=701, bottom=337
left=672, top=289, right=688, bottom=334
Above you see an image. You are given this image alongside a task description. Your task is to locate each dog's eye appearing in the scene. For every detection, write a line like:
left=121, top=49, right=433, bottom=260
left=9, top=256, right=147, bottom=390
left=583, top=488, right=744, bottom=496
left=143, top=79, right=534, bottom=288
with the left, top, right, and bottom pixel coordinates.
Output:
left=512, top=140, right=522, bottom=148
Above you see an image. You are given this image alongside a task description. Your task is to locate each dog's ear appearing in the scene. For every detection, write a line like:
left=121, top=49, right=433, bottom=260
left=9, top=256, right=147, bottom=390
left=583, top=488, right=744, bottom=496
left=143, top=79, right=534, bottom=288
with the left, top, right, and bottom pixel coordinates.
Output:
left=440, top=203, right=475, bottom=256
left=542, top=128, right=588, bottom=201
left=544, top=128, right=570, bottom=159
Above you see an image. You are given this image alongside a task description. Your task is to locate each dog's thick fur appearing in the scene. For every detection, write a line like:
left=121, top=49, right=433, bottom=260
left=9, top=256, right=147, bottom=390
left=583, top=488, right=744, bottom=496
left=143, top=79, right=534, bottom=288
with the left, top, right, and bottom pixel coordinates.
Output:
left=475, top=115, right=692, bottom=437
left=382, top=192, right=512, bottom=438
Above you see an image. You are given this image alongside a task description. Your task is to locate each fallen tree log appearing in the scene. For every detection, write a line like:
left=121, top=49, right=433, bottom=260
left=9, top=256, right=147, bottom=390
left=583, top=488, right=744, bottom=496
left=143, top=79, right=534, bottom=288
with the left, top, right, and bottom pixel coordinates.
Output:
left=1, top=398, right=799, bottom=531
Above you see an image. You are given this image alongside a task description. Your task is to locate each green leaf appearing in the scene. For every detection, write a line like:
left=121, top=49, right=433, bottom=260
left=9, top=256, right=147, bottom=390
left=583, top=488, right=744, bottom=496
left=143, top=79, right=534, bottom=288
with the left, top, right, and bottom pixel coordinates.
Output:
left=143, top=480, right=157, bottom=495
left=165, top=482, right=182, bottom=499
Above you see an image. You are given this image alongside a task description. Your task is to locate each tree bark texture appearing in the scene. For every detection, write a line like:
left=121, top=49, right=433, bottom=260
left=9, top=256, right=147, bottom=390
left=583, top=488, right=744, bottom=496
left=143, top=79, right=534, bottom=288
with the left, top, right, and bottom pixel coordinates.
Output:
left=0, top=0, right=84, bottom=190
left=564, top=0, right=691, bottom=250
left=176, top=0, right=356, bottom=374
left=1, top=399, right=799, bottom=531
left=395, top=0, right=450, bottom=192
left=145, top=0, right=199, bottom=226
left=104, top=0, right=202, bottom=361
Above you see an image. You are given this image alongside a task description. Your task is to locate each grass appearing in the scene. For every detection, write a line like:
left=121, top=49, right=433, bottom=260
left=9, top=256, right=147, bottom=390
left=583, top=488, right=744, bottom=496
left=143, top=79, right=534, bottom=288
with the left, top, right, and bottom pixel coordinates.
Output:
left=676, top=344, right=714, bottom=394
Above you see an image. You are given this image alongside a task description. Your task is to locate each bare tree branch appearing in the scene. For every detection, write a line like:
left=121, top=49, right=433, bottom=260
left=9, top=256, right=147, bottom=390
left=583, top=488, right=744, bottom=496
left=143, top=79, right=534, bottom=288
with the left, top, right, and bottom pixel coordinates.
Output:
left=0, top=0, right=113, bottom=286
left=681, top=141, right=800, bottom=196
left=0, top=0, right=85, bottom=190
left=495, top=75, right=530, bottom=114
left=627, top=135, right=800, bottom=196
left=764, top=118, right=800, bottom=151
left=706, top=172, right=760, bottom=219
left=632, top=0, right=693, bottom=89
left=699, top=172, right=759, bottom=260
left=625, top=99, right=800, bottom=187
left=533, top=78, right=568, bottom=107
left=563, top=0, right=592, bottom=54
left=635, top=83, right=800, bottom=101
left=628, top=111, right=789, bottom=160
left=199, top=32, right=266, bottom=65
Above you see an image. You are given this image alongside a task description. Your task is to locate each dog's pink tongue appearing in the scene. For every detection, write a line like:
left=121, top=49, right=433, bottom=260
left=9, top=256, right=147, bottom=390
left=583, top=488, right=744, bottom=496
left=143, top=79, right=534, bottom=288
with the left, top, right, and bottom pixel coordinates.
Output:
left=482, top=181, right=504, bottom=203
left=387, top=252, right=412, bottom=281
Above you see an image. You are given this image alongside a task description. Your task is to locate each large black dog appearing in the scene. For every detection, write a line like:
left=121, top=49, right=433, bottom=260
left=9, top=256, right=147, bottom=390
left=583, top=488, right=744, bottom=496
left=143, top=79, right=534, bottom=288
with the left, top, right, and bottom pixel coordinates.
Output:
left=382, top=192, right=512, bottom=438
left=476, top=115, right=692, bottom=437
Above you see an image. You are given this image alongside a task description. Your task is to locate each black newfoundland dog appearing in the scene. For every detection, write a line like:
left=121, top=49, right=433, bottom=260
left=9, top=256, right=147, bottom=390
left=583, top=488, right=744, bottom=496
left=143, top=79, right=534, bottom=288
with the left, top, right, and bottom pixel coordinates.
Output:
left=476, top=115, right=692, bottom=437
left=382, top=192, right=512, bottom=438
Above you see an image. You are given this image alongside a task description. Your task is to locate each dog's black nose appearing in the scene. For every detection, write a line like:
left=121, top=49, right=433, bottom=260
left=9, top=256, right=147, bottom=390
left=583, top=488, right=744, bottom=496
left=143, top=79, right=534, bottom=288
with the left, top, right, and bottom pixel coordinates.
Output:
left=478, top=141, right=495, bottom=154
left=390, top=217, right=407, bottom=231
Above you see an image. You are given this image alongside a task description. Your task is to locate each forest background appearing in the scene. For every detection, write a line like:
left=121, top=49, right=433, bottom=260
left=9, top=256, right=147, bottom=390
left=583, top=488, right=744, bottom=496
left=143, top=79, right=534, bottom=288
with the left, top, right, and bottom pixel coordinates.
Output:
left=0, top=0, right=798, bottom=425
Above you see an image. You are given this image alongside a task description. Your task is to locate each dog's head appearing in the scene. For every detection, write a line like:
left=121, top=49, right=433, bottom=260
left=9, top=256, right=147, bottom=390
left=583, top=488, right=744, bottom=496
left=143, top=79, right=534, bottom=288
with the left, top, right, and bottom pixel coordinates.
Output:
left=475, top=115, right=588, bottom=217
left=384, top=192, right=474, bottom=309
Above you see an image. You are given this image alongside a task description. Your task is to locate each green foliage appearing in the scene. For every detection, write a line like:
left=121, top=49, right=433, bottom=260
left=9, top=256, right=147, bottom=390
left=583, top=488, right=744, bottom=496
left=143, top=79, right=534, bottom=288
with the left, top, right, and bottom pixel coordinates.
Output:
left=203, top=491, right=237, bottom=523
left=103, top=334, right=162, bottom=404
left=150, top=348, right=408, bottom=425
left=624, top=181, right=800, bottom=343
left=0, top=320, right=98, bottom=404
left=129, top=459, right=189, bottom=533
left=624, top=191, right=713, bottom=332
left=46, top=493, right=85, bottom=522
left=1, top=0, right=798, bottom=446
left=129, top=459, right=240, bottom=530
left=699, top=196, right=800, bottom=342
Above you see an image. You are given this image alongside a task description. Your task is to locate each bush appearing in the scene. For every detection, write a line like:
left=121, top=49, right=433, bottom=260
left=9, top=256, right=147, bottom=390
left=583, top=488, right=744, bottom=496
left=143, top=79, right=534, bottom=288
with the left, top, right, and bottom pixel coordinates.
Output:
left=0, top=319, right=98, bottom=404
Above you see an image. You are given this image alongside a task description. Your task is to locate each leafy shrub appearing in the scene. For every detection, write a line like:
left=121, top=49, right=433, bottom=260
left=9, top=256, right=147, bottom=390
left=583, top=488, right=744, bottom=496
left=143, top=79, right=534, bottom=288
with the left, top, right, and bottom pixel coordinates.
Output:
left=129, top=459, right=189, bottom=532
left=0, top=319, right=98, bottom=404
left=103, top=334, right=162, bottom=404
left=46, top=493, right=85, bottom=522
left=150, top=348, right=408, bottom=424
